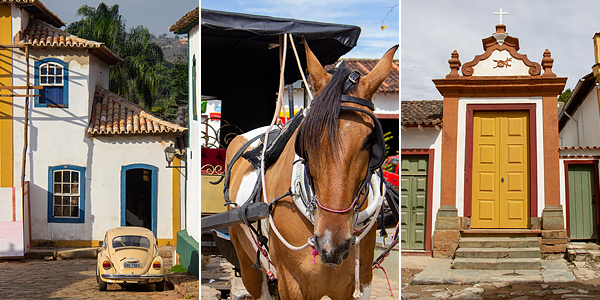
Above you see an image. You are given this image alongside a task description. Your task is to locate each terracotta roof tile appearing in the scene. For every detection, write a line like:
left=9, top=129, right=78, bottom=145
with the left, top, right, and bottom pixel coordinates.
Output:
left=14, top=19, right=122, bottom=65
left=560, top=146, right=600, bottom=151
left=169, top=7, right=199, bottom=34
left=87, top=86, right=187, bottom=136
left=323, top=59, right=399, bottom=94
left=1, top=0, right=64, bottom=27
left=401, top=100, right=443, bottom=126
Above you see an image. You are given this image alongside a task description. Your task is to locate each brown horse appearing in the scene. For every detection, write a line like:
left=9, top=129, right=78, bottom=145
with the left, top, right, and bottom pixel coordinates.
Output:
left=225, top=42, right=398, bottom=300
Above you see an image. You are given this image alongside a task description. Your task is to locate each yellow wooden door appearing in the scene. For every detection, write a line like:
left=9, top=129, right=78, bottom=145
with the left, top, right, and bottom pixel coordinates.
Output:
left=471, top=111, right=529, bottom=228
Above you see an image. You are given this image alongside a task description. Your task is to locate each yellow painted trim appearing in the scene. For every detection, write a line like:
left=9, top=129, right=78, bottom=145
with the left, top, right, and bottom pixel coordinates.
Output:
left=33, top=240, right=102, bottom=247
left=158, top=239, right=176, bottom=246
left=169, top=156, right=182, bottom=246
left=0, top=5, right=13, bottom=188
left=593, top=34, right=600, bottom=133
left=33, top=240, right=177, bottom=247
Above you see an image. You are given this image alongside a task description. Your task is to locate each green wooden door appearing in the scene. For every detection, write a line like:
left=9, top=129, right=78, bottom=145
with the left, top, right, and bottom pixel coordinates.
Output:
left=400, top=155, right=428, bottom=250
left=568, top=164, right=597, bottom=240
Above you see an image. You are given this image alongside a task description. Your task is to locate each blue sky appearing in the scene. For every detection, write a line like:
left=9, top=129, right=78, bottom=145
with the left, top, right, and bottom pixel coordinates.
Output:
left=44, top=1, right=198, bottom=37
left=200, top=0, right=400, bottom=60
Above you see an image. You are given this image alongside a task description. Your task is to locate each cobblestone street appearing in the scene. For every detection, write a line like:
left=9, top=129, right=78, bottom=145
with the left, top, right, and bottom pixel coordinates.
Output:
left=201, top=256, right=399, bottom=299
left=0, top=258, right=195, bottom=299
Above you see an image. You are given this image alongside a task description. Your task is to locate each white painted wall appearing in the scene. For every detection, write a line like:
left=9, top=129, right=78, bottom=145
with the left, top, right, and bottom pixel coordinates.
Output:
left=456, top=97, right=545, bottom=217
left=10, top=46, right=178, bottom=242
left=559, top=90, right=600, bottom=148
left=471, top=50, right=531, bottom=77
left=187, top=24, right=200, bottom=243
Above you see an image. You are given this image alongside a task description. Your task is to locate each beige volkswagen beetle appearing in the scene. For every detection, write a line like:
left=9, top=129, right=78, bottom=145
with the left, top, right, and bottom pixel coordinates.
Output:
left=96, top=226, right=165, bottom=291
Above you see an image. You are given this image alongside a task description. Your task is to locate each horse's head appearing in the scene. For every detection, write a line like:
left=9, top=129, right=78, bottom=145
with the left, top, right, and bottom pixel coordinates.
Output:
left=296, top=43, right=398, bottom=266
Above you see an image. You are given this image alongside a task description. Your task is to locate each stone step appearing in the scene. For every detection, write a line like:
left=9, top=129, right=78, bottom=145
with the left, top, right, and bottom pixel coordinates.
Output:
left=451, top=257, right=542, bottom=270
left=455, top=247, right=541, bottom=259
left=458, top=237, right=540, bottom=249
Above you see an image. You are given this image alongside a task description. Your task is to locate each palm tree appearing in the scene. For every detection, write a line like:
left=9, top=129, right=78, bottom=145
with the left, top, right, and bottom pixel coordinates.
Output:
left=66, top=3, right=163, bottom=107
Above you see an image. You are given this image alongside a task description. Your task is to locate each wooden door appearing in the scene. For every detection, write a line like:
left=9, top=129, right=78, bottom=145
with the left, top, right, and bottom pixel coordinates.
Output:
left=400, top=155, right=427, bottom=250
left=568, top=164, right=597, bottom=240
left=471, top=111, right=529, bottom=228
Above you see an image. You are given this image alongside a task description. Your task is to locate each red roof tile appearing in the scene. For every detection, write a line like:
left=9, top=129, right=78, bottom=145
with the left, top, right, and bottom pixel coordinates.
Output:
left=323, top=59, right=399, bottom=94
left=560, top=146, right=600, bottom=151
left=14, top=19, right=122, bottom=65
left=401, top=100, right=443, bottom=126
left=87, top=86, right=187, bottom=136
left=169, top=7, right=199, bottom=34
left=1, top=0, right=64, bottom=27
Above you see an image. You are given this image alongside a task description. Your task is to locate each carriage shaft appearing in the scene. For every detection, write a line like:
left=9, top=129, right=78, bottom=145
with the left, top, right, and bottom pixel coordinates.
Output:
left=201, top=202, right=270, bottom=231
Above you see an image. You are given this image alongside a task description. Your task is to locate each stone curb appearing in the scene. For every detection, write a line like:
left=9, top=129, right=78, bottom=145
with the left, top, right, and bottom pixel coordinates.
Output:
left=24, top=246, right=176, bottom=260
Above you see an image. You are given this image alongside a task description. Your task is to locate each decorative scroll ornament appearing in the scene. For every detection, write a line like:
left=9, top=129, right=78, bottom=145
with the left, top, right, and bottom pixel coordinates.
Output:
left=493, top=57, right=512, bottom=69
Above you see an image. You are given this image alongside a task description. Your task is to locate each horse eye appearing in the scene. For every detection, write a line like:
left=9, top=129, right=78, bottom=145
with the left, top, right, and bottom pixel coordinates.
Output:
left=363, top=134, right=374, bottom=149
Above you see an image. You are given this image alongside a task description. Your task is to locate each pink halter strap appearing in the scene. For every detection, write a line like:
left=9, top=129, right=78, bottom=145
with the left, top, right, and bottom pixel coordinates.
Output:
left=312, top=195, right=358, bottom=214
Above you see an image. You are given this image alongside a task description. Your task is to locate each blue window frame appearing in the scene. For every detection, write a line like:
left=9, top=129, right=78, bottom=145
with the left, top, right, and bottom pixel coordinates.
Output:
left=35, top=58, right=69, bottom=107
left=48, top=165, right=85, bottom=223
left=121, top=164, right=157, bottom=236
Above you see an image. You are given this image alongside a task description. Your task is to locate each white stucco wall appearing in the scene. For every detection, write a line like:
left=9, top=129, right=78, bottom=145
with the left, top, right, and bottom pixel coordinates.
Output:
left=559, top=90, right=600, bottom=148
left=187, top=24, right=200, bottom=242
left=401, top=127, right=442, bottom=243
left=10, top=46, right=178, bottom=242
left=456, top=97, right=545, bottom=217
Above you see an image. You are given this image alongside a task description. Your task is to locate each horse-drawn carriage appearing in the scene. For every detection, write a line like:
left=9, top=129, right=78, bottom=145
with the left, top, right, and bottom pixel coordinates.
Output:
left=200, top=9, right=399, bottom=299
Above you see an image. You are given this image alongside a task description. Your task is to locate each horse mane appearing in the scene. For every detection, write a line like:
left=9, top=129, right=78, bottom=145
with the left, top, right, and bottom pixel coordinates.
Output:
left=297, top=66, right=354, bottom=165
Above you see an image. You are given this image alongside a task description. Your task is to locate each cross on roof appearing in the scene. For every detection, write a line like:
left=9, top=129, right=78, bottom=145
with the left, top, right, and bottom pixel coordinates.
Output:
left=494, top=8, right=508, bottom=25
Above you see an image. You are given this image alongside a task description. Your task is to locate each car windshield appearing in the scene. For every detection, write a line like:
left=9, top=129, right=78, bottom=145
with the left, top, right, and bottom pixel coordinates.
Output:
left=112, top=235, right=151, bottom=249
left=383, top=157, right=398, bottom=173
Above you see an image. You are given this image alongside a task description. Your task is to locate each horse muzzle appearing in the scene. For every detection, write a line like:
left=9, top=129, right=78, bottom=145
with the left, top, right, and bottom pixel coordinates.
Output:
left=313, top=234, right=355, bottom=266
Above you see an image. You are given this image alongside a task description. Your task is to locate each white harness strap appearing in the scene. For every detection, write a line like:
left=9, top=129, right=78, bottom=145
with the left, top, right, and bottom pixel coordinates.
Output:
left=291, top=154, right=386, bottom=229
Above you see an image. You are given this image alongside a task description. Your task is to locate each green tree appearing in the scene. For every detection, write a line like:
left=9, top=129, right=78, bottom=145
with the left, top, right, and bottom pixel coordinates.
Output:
left=558, top=88, right=572, bottom=103
left=66, top=3, right=163, bottom=107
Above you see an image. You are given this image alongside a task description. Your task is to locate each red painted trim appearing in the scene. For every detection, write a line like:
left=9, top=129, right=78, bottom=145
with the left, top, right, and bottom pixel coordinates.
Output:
left=563, top=160, right=600, bottom=241
left=12, top=187, right=15, bottom=222
left=464, top=104, right=538, bottom=225
left=401, top=148, right=434, bottom=253
left=375, top=113, right=399, bottom=120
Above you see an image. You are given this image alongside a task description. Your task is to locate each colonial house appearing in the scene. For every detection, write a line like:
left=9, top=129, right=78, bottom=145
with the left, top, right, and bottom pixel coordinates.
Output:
left=558, top=33, right=600, bottom=243
left=402, top=21, right=568, bottom=265
left=169, top=6, right=199, bottom=276
left=400, top=100, right=442, bottom=253
left=0, top=0, right=186, bottom=258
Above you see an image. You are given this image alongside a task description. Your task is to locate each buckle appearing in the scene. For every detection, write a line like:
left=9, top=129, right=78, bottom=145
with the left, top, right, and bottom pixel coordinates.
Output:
left=348, top=71, right=360, bottom=84
left=343, top=71, right=361, bottom=94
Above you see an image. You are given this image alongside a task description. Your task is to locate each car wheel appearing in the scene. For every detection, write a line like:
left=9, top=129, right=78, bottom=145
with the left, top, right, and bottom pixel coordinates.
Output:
left=155, top=279, right=165, bottom=291
left=96, top=272, right=107, bottom=291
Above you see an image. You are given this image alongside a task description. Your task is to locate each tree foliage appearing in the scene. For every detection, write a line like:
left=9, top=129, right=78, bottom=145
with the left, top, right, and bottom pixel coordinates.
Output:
left=558, top=88, right=572, bottom=103
left=66, top=3, right=164, bottom=108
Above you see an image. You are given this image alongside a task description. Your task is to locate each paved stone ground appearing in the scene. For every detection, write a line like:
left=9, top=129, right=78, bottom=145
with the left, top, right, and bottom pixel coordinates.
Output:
left=201, top=256, right=399, bottom=299
left=0, top=257, right=198, bottom=299
left=402, top=256, right=600, bottom=299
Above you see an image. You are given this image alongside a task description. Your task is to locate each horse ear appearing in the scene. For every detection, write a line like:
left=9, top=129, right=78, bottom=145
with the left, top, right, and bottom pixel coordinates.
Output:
left=360, top=44, right=399, bottom=100
left=304, top=41, right=331, bottom=96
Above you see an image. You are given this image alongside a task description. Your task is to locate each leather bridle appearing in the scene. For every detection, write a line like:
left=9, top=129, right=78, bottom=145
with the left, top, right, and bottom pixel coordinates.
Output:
left=294, top=70, right=386, bottom=215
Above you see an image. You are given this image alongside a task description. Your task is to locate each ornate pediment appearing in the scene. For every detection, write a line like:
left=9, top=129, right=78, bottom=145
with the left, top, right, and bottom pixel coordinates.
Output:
left=460, top=25, right=542, bottom=77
